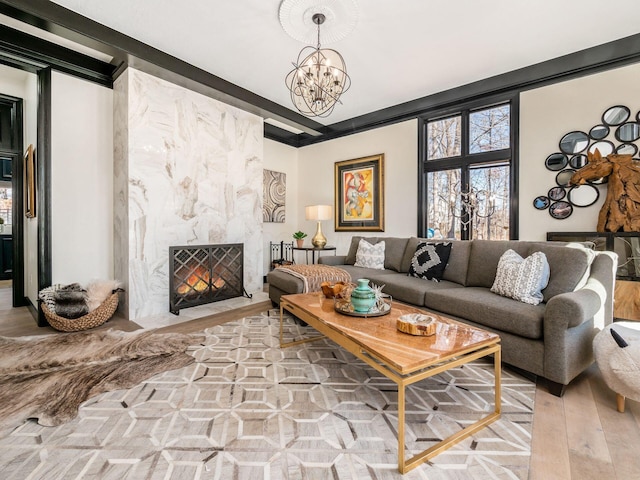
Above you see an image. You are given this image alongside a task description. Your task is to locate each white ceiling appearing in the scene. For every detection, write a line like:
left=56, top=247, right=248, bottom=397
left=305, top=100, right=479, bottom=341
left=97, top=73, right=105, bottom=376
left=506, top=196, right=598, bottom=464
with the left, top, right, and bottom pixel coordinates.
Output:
left=48, top=0, right=640, bottom=126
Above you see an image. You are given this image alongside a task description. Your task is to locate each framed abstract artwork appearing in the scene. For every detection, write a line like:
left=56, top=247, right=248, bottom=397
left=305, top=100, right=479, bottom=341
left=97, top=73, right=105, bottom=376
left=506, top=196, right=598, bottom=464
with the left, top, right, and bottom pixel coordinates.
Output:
left=334, top=153, right=385, bottom=231
left=263, top=169, right=286, bottom=223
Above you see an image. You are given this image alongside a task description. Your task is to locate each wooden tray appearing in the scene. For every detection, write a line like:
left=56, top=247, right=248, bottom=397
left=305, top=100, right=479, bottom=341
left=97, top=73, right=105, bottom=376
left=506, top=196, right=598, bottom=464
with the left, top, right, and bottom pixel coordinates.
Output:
left=396, top=313, right=437, bottom=336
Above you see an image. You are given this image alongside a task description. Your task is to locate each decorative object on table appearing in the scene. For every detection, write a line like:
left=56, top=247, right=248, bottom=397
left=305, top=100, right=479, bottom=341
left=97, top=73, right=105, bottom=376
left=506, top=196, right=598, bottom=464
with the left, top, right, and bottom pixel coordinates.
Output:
left=335, top=154, right=385, bottom=232
left=24, top=143, right=36, bottom=218
left=534, top=104, right=640, bottom=220
left=292, top=230, right=307, bottom=248
left=320, top=280, right=346, bottom=299
left=570, top=149, right=640, bottom=231
left=38, top=280, right=124, bottom=332
left=349, top=278, right=377, bottom=313
left=397, top=313, right=437, bottom=336
left=0, top=328, right=203, bottom=429
left=263, top=169, right=286, bottom=223
left=305, top=204, right=332, bottom=248
left=281, top=0, right=357, bottom=117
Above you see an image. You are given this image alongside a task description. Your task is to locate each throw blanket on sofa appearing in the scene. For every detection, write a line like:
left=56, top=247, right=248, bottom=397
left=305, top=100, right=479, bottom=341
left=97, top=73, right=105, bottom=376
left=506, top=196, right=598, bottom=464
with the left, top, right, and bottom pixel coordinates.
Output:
left=276, top=264, right=351, bottom=293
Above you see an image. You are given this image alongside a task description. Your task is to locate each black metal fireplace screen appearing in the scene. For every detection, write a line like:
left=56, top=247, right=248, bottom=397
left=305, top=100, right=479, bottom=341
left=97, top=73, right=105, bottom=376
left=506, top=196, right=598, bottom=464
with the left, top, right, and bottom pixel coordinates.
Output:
left=169, top=243, right=251, bottom=315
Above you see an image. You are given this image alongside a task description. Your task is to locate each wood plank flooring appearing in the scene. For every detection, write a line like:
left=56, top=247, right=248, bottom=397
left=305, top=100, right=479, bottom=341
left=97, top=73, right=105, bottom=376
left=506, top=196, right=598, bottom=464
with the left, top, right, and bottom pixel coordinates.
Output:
left=1, top=283, right=638, bottom=479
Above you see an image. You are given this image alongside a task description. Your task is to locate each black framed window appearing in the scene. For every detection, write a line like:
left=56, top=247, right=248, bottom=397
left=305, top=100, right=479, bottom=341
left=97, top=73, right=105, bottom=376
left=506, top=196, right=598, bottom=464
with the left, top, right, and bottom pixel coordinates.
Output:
left=418, top=94, right=519, bottom=240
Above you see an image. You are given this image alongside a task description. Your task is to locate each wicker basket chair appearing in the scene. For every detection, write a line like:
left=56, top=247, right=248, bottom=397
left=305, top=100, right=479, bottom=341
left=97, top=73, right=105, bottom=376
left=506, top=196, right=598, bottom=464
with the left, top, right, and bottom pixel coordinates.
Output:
left=41, top=292, right=120, bottom=332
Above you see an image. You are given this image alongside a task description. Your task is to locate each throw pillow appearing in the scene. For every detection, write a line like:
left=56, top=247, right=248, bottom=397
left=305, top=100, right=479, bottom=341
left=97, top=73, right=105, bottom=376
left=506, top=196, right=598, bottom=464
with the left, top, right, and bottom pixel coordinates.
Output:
left=491, top=249, right=550, bottom=305
left=354, top=239, right=386, bottom=270
left=408, top=242, right=452, bottom=281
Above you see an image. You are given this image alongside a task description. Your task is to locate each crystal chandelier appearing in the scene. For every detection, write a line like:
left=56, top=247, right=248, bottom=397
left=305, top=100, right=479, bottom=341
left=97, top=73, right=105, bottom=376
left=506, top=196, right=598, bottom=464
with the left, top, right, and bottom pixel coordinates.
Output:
left=285, top=13, right=351, bottom=117
left=446, top=187, right=496, bottom=231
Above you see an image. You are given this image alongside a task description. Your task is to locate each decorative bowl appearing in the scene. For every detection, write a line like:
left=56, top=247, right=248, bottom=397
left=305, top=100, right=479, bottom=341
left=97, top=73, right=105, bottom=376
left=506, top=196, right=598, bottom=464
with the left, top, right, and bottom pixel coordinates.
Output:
left=320, top=281, right=347, bottom=298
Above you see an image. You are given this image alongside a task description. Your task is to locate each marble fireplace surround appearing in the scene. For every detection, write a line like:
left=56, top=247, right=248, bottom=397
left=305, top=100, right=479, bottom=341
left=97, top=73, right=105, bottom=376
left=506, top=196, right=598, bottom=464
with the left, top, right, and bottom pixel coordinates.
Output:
left=114, top=68, right=263, bottom=321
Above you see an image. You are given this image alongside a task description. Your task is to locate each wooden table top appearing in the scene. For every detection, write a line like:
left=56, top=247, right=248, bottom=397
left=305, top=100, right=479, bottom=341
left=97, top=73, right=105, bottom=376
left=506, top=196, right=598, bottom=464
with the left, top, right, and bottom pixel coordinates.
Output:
left=281, top=293, right=500, bottom=375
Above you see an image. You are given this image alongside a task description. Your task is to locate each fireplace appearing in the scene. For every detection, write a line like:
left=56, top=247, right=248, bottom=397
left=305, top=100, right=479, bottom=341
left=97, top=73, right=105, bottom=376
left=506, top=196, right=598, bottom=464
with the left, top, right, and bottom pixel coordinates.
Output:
left=169, top=243, right=251, bottom=315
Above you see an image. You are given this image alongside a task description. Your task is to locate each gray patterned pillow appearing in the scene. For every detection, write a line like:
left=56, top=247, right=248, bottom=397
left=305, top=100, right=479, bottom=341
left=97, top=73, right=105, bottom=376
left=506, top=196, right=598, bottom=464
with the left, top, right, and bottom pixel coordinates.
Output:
left=491, top=249, right=550, bottom=305
left=354, top=239, right=386, bottom=270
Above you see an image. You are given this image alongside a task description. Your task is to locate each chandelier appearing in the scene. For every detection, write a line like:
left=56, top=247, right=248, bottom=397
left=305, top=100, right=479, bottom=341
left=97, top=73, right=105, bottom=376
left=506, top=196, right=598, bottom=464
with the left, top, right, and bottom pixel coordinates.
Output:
left=285, top=13, right=351, bottom=117
left=446, top=187, right=496, bottom=231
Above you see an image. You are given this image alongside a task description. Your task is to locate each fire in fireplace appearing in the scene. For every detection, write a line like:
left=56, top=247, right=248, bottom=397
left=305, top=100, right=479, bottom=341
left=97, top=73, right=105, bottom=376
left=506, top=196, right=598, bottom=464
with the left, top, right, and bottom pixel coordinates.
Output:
left=169, top=243, right=251, bottom=315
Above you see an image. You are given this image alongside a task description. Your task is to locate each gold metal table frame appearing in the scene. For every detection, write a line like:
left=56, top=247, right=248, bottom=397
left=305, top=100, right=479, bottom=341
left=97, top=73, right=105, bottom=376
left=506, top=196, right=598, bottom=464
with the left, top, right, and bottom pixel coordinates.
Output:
left=279, top=295, right=501, bottom=474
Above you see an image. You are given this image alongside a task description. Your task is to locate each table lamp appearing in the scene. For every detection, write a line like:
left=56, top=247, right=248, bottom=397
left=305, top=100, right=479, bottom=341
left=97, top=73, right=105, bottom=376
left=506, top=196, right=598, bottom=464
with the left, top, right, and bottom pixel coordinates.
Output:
left=305, top=205, right=332, bottom=248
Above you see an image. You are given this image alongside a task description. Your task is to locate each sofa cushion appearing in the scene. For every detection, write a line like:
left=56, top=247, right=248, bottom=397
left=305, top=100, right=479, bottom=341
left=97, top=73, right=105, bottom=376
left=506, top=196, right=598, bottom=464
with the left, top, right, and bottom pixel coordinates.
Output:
left=382, top=237, right=410, bottom=272
left=383, top=275, right=463, bottom=306
left=442, top=240, right=472, bottom=285
left=345, top=236, right=376, bottom=265
left=491, top=250, right=550, bottom=305
left=354, top=239, right=385, bottom=269
left=531, top=244, right=595, bottom=301
left=425, top=287, right=545, bottom=339
left=466, top=240, right=530, bottom=288
left=408, top=242, right=452, bottom=281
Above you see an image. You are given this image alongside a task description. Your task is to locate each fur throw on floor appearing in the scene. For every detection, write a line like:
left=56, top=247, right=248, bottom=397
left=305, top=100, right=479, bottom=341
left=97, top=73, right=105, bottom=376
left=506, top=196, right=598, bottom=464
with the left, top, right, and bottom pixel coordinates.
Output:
left=0, top=329, right=204, bottom=429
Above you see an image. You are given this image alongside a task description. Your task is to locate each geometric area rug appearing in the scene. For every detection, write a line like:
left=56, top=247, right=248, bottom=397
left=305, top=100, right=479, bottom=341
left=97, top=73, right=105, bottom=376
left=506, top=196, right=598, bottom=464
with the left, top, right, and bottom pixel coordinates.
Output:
left=0, top=310, right=534, bottom=479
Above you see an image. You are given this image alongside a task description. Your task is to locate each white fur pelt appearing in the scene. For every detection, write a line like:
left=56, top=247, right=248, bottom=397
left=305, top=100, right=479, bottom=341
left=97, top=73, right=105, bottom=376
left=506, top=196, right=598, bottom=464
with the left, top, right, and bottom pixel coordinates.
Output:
left=85, top=279, right=121, bottom=311
left=594, top=323, right=640, bottom=402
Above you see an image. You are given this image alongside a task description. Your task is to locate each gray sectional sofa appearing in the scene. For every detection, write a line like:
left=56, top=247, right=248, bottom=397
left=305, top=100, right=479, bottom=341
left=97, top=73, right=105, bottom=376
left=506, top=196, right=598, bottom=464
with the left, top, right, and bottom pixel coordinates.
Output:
left=267, top=236, right=617, bottom=396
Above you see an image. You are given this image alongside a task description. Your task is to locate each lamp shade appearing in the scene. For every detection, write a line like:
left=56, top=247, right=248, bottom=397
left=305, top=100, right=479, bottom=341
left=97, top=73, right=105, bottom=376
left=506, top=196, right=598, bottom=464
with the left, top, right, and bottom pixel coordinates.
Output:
left=305, top=205, right=332, bottom=221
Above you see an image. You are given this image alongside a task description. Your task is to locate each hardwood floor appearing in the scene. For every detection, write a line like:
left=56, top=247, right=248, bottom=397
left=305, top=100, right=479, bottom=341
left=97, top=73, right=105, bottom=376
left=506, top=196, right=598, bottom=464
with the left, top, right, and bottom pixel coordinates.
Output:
left=1, top=283, right=638, bottom=479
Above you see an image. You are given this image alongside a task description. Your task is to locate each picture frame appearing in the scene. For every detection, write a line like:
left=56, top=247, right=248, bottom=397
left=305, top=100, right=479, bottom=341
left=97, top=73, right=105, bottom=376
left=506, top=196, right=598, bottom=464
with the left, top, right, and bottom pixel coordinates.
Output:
left=24, top=144, right=35, bottom=218
left=335, top=153, right=384, bottom=231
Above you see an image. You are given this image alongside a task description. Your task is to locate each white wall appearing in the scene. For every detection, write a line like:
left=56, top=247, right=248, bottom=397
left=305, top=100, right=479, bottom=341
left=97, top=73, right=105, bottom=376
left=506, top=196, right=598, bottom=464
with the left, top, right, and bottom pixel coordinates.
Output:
left=296, top=120, right=418, bottom=255
left=0, top=64, right=38, bottom=304
left=263, top=139, right=299, bottom=275
left=520, top=62, right=640, bottom=240
left=51, top=71, right=114, bottom=285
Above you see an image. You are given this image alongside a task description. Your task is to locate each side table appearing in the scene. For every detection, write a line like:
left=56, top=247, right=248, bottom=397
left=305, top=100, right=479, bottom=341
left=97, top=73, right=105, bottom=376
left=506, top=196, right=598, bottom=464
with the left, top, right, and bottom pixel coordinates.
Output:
left=292, top=245, right=336, bottom=264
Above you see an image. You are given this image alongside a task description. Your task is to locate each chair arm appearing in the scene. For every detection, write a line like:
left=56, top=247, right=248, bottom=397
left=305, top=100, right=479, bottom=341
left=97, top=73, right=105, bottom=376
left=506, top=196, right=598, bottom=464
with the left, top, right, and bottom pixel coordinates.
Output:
left=318, top=255, right=348, bottom=266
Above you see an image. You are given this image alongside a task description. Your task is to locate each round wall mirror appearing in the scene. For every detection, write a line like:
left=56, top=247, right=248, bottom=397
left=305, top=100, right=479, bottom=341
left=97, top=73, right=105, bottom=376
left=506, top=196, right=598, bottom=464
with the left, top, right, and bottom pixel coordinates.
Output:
left=616, top=143, right=638, bottom=156
left=603, top=105, right=630, bottom=126
left=559, top=131, right=589, bottom=154
left=533, top=196, right=550, bottom=210
left=555, top=169, right=577, bottom=187
left=548, top=186, right=566, bottom=201
left=588, top=140, right=615, bottom=156
left=589, top=124, right=610, bottom=140
left=615, top=122, right=640, bottom=142
left=545, top=152, right=568, bottom=171
left=567, top=184, right=599, bottom=207
left=569, top=154, right=588, bottom=169
left=549, top=201, right=573, bottom=219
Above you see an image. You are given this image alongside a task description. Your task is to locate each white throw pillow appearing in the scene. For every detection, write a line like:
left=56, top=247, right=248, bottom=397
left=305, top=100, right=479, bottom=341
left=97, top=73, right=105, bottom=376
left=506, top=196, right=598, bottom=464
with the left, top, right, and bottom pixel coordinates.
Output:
left=491, top=249, right=550, bottom=305
left=354, top=239, right=386, bottom=270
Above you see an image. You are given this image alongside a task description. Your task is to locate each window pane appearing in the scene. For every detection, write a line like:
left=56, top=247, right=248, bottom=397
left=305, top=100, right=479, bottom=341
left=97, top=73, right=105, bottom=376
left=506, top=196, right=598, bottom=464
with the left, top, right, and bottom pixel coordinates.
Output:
left=427, top=116, right=461, bottom=160
left=469, top=165, right=510, bottom=240
left=427, top=169, right=461, bottom=240
left=469, top=105, right=510, bottom=154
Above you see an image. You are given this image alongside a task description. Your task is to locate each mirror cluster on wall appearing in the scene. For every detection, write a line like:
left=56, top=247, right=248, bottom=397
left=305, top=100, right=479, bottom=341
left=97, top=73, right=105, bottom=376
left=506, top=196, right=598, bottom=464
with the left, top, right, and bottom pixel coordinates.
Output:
left=534, top=105, right=640, bottom=219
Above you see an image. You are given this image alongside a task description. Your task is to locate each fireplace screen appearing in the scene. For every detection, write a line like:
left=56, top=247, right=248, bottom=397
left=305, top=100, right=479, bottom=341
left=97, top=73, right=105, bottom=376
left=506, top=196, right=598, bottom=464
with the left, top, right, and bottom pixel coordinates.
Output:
left=169, top=243, right=250, bottom=314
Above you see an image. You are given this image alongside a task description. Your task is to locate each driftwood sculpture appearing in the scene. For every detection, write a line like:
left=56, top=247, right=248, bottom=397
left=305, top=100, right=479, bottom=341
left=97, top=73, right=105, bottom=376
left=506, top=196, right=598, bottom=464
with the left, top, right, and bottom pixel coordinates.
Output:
left=570, top=149, right=640, bottom=232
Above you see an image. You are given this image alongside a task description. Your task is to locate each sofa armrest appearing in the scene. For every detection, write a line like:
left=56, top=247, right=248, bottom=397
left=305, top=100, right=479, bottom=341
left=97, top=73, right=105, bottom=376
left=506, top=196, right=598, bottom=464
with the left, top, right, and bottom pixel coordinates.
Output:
left=545, top=288, right=602, bottom=330
left=542, top=250, right=617, bottom=386
left=318, top=255, right=348, bottom=266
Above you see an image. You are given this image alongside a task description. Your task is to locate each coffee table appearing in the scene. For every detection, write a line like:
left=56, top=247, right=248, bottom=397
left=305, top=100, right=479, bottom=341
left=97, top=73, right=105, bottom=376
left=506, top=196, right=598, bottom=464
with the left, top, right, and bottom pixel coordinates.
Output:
left=279, top=293, right=501, bottom=474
